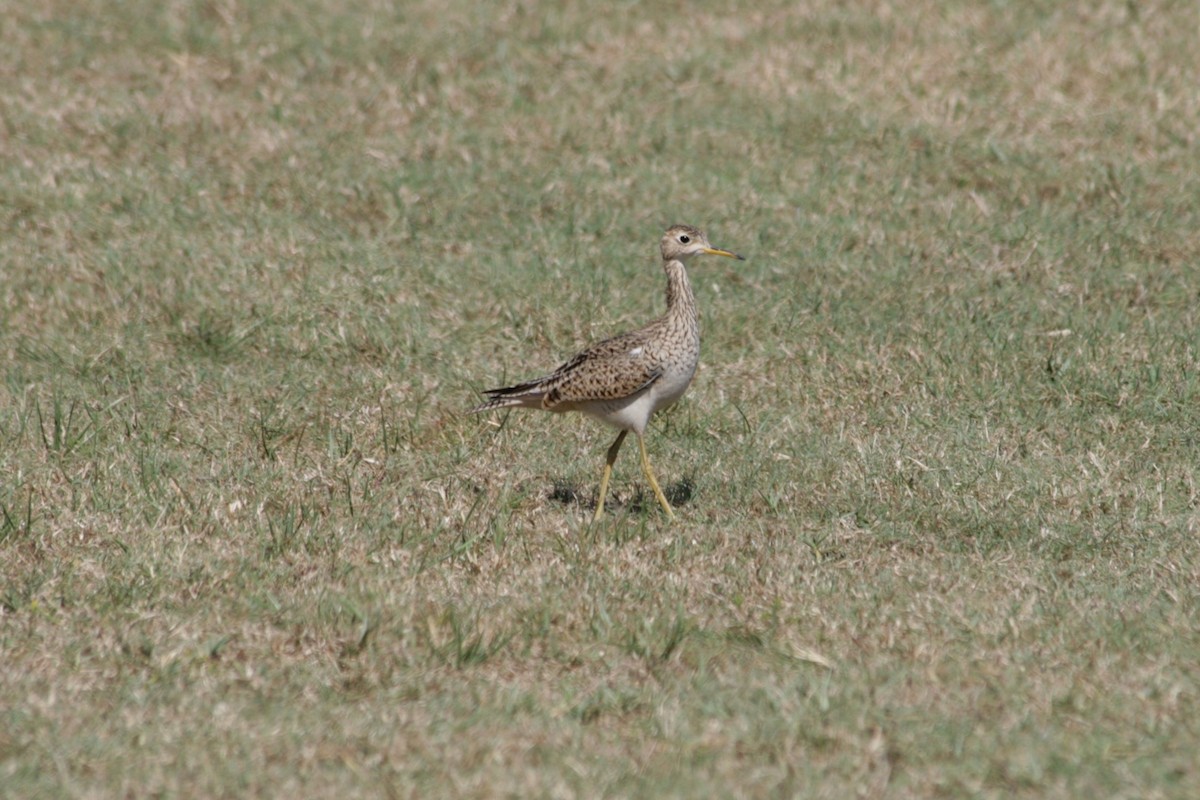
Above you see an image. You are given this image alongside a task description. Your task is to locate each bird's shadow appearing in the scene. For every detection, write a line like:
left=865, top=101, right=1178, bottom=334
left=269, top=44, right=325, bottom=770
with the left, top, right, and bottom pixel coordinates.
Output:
left=549, top=476, right=695, bottom=515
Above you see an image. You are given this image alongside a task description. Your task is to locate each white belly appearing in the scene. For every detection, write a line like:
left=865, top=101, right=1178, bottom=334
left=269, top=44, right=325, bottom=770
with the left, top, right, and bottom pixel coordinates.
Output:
left=580, top=359, right=697, bottom=435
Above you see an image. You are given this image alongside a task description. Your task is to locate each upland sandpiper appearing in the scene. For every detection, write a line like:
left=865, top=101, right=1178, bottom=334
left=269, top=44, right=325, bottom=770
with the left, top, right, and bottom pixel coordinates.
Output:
left=470, top=225, right=744, bottom=521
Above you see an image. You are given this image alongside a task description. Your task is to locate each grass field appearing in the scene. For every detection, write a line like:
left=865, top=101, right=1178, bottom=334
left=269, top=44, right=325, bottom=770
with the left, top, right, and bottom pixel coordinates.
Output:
left=3, top=0, right=1200, bottom=796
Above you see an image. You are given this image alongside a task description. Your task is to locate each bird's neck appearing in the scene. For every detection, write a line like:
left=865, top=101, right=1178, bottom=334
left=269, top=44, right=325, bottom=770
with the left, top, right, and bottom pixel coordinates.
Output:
left=663, top=258, right=698, bottom=323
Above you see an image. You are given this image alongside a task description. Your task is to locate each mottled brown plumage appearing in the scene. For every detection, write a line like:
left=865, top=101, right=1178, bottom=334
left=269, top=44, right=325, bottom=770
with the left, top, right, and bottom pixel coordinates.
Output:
left=471, top=225, right=744, bottom=521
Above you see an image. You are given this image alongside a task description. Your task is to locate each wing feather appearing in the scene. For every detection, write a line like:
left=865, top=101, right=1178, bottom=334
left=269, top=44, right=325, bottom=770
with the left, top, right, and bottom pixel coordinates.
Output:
left=541, top=331, right=660, bottom=408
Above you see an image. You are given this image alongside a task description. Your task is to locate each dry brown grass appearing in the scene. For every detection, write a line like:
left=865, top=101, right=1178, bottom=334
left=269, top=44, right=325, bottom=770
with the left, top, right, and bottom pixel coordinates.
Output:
left=3, top=0, right=1200, bottom=797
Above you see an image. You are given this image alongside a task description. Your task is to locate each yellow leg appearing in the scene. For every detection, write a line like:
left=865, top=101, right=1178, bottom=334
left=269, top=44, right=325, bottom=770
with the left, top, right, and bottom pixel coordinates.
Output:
left=637, top=434, right=675, bottom=521
left=593, top=431, right=628, bottom=522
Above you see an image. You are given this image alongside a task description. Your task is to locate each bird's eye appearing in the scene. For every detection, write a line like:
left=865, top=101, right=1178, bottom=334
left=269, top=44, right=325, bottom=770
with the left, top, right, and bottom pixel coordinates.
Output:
left=679, top=235, right=690, bottom=243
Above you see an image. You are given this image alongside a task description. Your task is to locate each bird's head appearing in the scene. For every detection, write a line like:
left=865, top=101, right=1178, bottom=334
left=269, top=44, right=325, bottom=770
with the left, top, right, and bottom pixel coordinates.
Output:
left=660, top=224, right=744, bottom=263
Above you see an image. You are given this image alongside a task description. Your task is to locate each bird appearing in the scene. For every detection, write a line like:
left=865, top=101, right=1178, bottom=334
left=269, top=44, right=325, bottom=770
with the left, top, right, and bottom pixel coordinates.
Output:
left=470, top=224, right=744, bottom=522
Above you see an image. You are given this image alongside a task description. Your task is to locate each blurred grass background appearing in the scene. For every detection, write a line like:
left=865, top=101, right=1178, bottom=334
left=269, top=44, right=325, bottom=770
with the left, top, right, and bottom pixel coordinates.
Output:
left=3, top=0, right=1200, bottom=796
